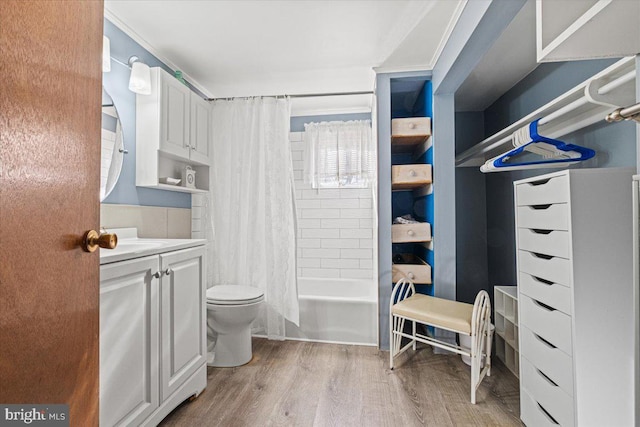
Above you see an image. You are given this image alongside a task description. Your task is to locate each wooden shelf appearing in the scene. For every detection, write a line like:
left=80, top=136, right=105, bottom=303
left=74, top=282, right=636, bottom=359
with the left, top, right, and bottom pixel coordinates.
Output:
left=392, top=222, right=432, bottom=243
left=391, top=164, right=432, bottom=190
left=392, top=254, right=432, bottom=284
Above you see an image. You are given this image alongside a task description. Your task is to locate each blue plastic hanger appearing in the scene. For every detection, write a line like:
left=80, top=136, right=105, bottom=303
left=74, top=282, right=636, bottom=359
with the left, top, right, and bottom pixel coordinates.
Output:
left=481, top=119, right=596, bottom=173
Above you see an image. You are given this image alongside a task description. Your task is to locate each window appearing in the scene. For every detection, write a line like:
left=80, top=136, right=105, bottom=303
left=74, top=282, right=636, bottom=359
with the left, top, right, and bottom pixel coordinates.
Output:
left=303, top=120, right=374, bottom=189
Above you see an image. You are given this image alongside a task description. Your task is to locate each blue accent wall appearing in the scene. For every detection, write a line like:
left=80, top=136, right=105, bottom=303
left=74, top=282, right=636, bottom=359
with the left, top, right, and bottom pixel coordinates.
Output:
left=102, top=19, right=195, bottom=208
left=290, top=113, right=371, bottom=132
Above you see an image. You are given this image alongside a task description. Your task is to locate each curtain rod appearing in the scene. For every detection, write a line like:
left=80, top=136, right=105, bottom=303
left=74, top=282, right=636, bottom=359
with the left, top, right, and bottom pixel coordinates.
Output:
left=205, top=90, right=374, bottom=102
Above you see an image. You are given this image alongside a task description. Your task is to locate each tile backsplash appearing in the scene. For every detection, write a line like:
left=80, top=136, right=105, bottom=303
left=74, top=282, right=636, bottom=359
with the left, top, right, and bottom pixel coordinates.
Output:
left=101, top=204, right=191, bottom=238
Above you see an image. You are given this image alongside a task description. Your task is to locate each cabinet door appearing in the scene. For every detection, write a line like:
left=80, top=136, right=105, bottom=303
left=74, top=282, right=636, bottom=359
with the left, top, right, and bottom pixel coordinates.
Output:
left=100, top=256, right=160, bottom=427
left=160, top=72, right=191, bottom=159
left=190, top=93, right=211, bottom=165
left=159, top=246, right=207, bottom=400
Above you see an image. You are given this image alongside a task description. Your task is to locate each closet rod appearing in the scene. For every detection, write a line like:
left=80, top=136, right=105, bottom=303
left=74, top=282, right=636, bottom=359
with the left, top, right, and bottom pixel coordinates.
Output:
left=483, top=70, right=636, bottom=152
left=606, top=102, right=640, bottom=123
left=205, top=91, right=374, bottom=101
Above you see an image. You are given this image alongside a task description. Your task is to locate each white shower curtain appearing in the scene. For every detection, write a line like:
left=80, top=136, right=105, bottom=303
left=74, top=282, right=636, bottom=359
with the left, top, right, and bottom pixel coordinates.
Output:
left=207, top=97, right=299, bottom=340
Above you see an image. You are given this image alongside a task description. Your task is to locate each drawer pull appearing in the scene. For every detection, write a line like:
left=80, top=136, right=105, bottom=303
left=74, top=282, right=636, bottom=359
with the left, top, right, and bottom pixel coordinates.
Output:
left=533, top=299, right=556, bottom=312
left=408, top=122, right=416, bottom=129
left=531, top=252, right=554, bottom=260
left=407, top=230, right=415, bottom=236
left=537, top=403, right=560, bottom=425
left=532, top=275, right=554, bottom=285
left=534, top=332, right=557, bottom=349
left=530, top=228, right=553, bottom=235
left=529, top=178, right=551, bottom=186
left=530, top=204, right=552, bottom=210
left=407, top=272, right=415, bottom=280
left=409, top=169, right=417, bottom=177
left=537, top=368, right=559, bottom=387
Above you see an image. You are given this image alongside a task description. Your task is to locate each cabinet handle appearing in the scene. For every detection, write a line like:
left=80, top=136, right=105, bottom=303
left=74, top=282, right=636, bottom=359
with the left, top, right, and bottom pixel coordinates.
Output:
left=164, top=268, right=173, bottom=276
left=409, top=169, right=416, bottom=177
left=408, top=122, right=416, bottom=129
left=152, top=271, right=161, bottom=279
left=407, top=272, right=415, bottom=280
left=190, top=146, right=196, bottom=150
left=407, top=230, right=415, bottom=236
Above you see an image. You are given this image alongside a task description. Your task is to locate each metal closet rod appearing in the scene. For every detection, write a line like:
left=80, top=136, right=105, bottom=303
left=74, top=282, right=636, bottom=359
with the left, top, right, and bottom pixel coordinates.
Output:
left=205, top=90, right=374, bottom=101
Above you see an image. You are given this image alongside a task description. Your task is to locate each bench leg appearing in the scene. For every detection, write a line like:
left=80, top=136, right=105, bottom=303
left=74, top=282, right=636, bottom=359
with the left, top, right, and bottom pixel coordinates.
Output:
left=412, top=321, right=416, bottom=350
left=389, top=313, right=395, bottom=370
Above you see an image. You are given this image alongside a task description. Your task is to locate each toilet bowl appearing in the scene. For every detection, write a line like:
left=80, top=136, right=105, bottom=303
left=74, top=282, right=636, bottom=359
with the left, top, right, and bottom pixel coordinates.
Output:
left=206, top=285, right=264, bottom=368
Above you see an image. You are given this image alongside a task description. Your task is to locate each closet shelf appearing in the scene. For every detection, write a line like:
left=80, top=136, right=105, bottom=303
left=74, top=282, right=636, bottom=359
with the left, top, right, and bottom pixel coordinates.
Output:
left=392, top=222, right=432, bottom=243
left=392, top=254, right=432, bottom=285
left=391, top=164, right=432, bottom=190
left=455, top=56, right=636, bottom=168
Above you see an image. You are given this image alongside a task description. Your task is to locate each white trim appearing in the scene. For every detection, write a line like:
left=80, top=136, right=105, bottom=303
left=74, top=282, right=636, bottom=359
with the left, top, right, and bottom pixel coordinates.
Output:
left=373, top=64, right=434, bottom=74
left=428, top=0, right=467, bottom=70
left=252, top=334, right=377, bottom=347
left=104, top=9, right=213, bottom=98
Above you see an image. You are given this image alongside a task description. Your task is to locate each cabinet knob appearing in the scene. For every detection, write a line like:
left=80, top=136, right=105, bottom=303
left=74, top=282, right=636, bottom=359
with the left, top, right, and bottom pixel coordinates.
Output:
left=407, top=230, right=415, bottom=236
left=82, top=230, right=118, bottom=252
left=164, top=268, right=173, bottom=276
left=409, top=170, right=416, bottom=177
left=152, top=271, right=161, bottom=279
left=407, top=272, right=415, bottom=280
left=408, top=122, right=416, bottom=129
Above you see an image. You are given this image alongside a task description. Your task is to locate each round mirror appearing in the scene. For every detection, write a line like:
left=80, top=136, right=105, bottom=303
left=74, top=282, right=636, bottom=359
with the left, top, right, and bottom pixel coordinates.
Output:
left=101, top=88, right=125, bottom=201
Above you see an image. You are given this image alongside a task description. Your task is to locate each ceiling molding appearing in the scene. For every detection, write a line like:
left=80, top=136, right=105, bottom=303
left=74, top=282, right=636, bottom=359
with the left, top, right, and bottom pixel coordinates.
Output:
left=373, top=64, right=434, bottom=75
left=428, top=1, right=467, bottom=69
left=104, top=8, right=213, bottom=98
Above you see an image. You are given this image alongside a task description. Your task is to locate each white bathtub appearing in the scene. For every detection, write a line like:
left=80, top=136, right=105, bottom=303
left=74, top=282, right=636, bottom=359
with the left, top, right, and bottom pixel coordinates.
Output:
left=285, top=277, right=378, bottom=346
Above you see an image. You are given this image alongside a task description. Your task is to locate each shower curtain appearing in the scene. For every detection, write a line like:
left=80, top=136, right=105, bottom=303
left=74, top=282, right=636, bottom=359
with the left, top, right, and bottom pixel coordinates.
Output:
left=207, top=97, right=299, bottom=340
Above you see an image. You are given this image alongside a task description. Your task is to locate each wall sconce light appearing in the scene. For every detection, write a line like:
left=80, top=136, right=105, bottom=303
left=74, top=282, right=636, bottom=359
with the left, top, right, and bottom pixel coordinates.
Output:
left=127, top=56, right=151, bottom=95
left=102, top=36, right=111, bottom=72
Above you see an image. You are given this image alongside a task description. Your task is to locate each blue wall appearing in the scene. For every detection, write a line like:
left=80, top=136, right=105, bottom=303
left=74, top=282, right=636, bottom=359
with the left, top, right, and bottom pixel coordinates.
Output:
left=290, top=113, right=371, bottom=132
left=479, top=59, right=636, bottom=288
left=102, top=19, right=194, bottom=208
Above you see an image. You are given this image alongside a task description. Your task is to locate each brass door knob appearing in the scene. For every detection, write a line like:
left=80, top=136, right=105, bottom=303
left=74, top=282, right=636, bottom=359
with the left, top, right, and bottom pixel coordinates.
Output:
left=82, top=230, right=118, bottom=252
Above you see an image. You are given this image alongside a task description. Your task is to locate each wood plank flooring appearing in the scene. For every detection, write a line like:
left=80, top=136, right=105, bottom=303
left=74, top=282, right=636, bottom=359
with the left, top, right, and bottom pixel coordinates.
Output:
left=160, top=338, right=522, bottom=426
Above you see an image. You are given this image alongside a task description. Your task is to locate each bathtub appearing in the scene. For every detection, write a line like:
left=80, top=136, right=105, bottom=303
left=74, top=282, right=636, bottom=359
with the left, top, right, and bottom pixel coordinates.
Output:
left=285, top=277, right=378, bottom=346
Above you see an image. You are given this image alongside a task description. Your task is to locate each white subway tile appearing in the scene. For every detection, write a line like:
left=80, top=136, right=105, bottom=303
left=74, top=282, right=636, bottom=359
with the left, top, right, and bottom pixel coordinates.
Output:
left=301, top=209, right=340, bottom=219
left=321, top=238, right=359, bottom=249
left=321, top=218, right=360, bottom=229
left=295, top=181, right=313, bottom=190
left=298, top=258, right=321, bottom=268
left=340, top=188, right=372, bottom=199
left=340, top=248, right=372, bottom=259
left=359, top=219, right=373, bottom=228
left=296, top=199, right=322, bottom=209
left=340, top=228, right=372, bottom=239
left=191, top=194, right=205, bottom=207
left=295, top=190, right=302, bottom=199
left=302, top=268, right=340, bottom=278
left=297, top=238, right=321, bottom=248
left=359, top=198, right=372, bottom=209
left=321, top=198, right=359, bottom=209
left=303, top=189, right=342, bottom=199
left=191, top=206, right=203, bottom=219
left=301, top=228, right=339, bottom=238
left=292, top=160, right=304, bottom=171
left=303, top=248, right=340, bottom=259
left=298, top=268, right=303, bottom=277
left=293, top=170, right=303, bottom=180
left=289, top=132, right=304, bottom=142
left=340, top=269, right=373, bottom=279
left=297, top=219, right=321, bottom=229
left=341, top=208, right=372, bottom=219
left=191, top=219, right=202, bottom=232
left=321, top=258, right=360, bottom=269
left=291, top=151, right=303, bottom=161
left=191, top=231, right=205, bottom=239
left=359, top=238, right=374, bottom=248
left=360, top=259, right=373, bottom=269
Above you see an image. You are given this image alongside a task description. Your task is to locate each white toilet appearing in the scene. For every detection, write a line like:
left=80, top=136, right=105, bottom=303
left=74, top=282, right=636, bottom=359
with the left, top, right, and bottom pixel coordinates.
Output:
left=206, top=285, right=264, bottom=368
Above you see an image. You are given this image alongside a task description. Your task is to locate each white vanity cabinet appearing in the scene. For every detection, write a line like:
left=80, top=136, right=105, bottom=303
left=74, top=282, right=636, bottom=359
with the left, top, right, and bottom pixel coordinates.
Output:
left=100, top=243, right=207, bottom=427
left=136, top=67, right=211, bottom=193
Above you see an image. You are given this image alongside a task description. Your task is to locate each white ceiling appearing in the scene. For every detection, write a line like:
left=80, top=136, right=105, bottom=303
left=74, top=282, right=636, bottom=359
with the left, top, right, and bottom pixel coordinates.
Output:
left=105, top=0, right=465, bottom=113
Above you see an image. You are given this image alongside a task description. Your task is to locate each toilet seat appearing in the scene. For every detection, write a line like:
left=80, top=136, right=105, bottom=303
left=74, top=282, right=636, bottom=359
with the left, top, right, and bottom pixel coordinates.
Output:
left=206, top=285, right=264, bottom=306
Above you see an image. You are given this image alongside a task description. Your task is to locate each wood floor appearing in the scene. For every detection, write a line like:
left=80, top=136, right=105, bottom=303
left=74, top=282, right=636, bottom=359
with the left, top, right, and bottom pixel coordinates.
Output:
left=160, top=338, right=522, bottom=426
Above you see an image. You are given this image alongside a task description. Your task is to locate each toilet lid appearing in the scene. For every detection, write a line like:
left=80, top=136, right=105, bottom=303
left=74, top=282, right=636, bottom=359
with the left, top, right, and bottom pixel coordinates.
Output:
left=206, top=285, right=264, bottom=305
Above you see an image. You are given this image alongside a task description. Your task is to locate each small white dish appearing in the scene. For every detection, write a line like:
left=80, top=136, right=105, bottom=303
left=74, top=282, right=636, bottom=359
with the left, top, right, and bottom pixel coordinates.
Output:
left=159, top=177, right=181, bottom=185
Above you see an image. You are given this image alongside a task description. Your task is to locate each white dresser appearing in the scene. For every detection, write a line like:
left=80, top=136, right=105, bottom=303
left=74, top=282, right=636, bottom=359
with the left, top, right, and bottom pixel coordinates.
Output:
left=514, top=168, right=635, bottom=427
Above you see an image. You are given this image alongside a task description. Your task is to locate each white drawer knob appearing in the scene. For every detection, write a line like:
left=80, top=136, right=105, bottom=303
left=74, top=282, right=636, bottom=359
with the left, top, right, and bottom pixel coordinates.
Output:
left=409, top=170, right=416, bottom=177
left=407, top=230, right=415, bottom=236
left=408, top=123, right=416, bottom=129
left=407, top=272, right=415, bottom=280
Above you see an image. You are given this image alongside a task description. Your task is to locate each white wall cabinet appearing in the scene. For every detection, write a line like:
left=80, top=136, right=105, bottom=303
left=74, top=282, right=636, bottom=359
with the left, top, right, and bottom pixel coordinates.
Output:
left=100, top=245, right=207, bottom=427
left=137, top=67, right=211, bottom=193
left=515, top=168, right=634, bottom=427
left=536, top=0, right=640, bottom=62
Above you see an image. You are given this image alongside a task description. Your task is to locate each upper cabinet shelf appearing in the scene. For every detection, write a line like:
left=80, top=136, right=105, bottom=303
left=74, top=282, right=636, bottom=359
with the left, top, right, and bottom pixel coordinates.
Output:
left=536, top=0, right=640, bottom=63
left=455, top=57, right=636, bottom=168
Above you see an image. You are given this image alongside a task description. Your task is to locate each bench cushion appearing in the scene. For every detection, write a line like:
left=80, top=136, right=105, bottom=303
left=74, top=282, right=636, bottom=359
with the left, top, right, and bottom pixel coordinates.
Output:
left=392, top=293, right=474, bottom=335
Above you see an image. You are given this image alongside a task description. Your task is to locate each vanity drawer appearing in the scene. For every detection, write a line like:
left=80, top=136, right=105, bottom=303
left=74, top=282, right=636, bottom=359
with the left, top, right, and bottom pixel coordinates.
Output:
left=392, top=254, right=431, bottom=284
left=392, top=222, right=431, bottom=243
left=519, top=272, right=572, bottom=315
left=391, top=165, right=432, bottom=190
left=516, top=174, right=570, bottom=206
left=518, top=250, right=572, bottom=287
left=521, top=357, right=574, bottom=427
left=520, top=294, right=572, bottom=356
left=391, top=117, right=431, bottom=138
left=517, top=228, right=570, bottom=259
left=516, top=204, right=569, bottom=231
left=520, top=325, right=574, bottom=396
left=520, top=388, right=564, bottom=427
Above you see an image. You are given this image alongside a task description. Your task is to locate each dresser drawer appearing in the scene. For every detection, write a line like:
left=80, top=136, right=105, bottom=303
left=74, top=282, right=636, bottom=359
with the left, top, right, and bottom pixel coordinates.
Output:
left=516, top=174, right=570, bottom=206
left=391, top=117, right=431, bottom=137
left=520, top=325, right=574, bottom=396
left=519, top=272, right=572, bottom=315
left=520, top=294, right=572, bottom=356
left=518, top=251, right=572, bottom=287
left=392, top=254, right=431, bottom=284
left=517, top=228, right=570, bottom=259
left=391, top=222, right=431, bottom=243
left=391, top=165, right=432, bottom=190
left=520, top=388, right=564, bottom=427
left=521, top=356, right=574, bottom=426
left=516, top=204, right=569, bottom=230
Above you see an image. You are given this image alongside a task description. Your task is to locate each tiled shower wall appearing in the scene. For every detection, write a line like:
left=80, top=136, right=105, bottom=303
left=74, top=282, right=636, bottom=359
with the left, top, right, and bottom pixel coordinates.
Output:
left=290, top=131, right=375, bottom=279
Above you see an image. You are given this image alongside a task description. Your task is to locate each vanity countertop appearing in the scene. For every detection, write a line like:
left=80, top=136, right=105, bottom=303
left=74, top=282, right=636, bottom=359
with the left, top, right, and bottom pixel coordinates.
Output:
left=99, top=228, right=206, bottom=265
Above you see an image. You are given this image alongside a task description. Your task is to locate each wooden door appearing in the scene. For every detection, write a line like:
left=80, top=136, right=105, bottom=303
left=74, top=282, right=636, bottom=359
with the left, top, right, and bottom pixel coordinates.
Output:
left=159, top=247, right=207, bottom=400
left=0, top=1, right=103, bottom=426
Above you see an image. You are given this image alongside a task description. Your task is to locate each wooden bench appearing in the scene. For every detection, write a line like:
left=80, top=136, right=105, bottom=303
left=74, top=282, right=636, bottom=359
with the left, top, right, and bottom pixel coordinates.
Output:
left=389, top=278, right=492, bottom=404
